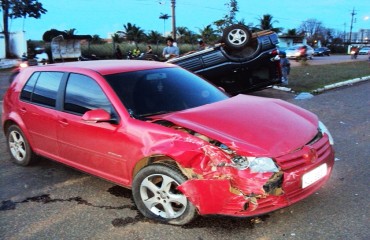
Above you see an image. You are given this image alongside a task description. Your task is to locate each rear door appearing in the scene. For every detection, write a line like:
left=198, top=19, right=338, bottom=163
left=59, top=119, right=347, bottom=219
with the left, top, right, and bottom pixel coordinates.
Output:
left=19, top=71, right=64, bottom=157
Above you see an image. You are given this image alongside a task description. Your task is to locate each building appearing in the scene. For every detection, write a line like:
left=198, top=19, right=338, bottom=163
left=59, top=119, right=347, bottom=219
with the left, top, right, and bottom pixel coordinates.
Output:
left=345, top=29, right=370, bottom=44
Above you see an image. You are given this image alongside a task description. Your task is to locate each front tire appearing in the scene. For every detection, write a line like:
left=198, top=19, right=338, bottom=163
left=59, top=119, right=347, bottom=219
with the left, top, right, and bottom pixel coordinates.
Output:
left=6, top=125, right=37, bottom=166
left=132, top=163, right=197, bottom=225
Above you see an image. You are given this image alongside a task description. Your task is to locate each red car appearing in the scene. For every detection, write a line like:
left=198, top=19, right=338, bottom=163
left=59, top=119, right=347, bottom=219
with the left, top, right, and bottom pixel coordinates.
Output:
left=2, top=60, right=334, bottom=225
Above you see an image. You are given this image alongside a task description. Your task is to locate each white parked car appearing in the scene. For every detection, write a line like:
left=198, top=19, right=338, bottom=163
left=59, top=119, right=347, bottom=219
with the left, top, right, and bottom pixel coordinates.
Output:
left=358, top=46, right=370, bottom=55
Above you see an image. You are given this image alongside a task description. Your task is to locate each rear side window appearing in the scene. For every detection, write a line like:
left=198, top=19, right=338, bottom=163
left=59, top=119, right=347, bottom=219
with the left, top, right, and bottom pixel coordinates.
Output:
left=20, top=71, right=63, bottom=108
left=20, top=72, right=40, bottom=101
left=64, top=73, right=113, bottom=115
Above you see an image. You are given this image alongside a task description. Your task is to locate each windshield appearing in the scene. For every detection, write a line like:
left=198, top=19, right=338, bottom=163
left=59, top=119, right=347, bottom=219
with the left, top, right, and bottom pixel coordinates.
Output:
left=104, top=67, right=228, bottom=118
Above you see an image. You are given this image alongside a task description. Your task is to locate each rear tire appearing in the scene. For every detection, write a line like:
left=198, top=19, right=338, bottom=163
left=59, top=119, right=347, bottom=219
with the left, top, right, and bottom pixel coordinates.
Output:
left=132, top=163, right=197, bottom=225
left=222, top=24, right=251, bottom=50
left=6, top=125, right=37, bottom=166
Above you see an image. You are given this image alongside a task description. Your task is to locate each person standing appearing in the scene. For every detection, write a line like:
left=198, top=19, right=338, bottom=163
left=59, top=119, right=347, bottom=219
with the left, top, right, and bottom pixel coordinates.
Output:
left=146, top=45, right=153, bottom=54
left=162, top=37, right=179, bottom=59
left=279, top=51, right=290, bottom=85
left=115, top=45, right=123, bottom=59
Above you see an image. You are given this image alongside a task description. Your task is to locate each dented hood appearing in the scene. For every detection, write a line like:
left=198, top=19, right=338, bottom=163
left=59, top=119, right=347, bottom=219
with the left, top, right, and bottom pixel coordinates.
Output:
left=161, top=95, right=318, bottom=157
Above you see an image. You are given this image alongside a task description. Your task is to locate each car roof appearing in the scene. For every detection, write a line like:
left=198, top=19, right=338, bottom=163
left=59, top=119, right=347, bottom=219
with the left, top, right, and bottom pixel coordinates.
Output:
left=28, top=60, right=176, bottom=75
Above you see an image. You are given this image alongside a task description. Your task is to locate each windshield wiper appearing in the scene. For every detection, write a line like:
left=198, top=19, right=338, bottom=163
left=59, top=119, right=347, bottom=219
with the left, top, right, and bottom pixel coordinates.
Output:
left=137, top=110, right=173, bottom=118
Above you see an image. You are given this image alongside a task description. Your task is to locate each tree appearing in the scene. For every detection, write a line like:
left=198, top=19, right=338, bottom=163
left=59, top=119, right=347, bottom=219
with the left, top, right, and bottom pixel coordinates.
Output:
left=256, top=14, right=282, bottom=33
left=287, top=29, right=298, bottom=36
left=122, top=22, right=146, bottom=47
left=176, top=26, right=188, bottom=43
left=159, top=13, right=171, bottom=37
left=111, top=33, right=123, bottom=44
left=91, top=34, right=105, bottom=44
left=198, top=25, right=218, bottom=44
left=214, top=0, right=239, bottom=33
left=1, top=0, right=47, bottom=57
left=146, top=30, right=163, bottom=44
left=298, top=18, right=323, bottom=45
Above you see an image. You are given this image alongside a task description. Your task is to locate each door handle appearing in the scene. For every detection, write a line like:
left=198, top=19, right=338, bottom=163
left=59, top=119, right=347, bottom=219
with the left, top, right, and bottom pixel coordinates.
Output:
left=19, top=107, right=27, bottom=114
left=59, top=119, right=69, bottom=127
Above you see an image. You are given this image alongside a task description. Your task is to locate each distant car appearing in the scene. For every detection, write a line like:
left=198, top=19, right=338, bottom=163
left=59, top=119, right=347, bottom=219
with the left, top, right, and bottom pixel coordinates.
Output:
left=2, top=60, right=335, bottom=225
left=168, top=24, right=282, bottom=94
left=358, top=46, right=370, bottom=55
left=34, top=47, right=49, bottom=65
left=285, top=44, right=314, bottom=60
left=314, top=47, right=331, bottom=56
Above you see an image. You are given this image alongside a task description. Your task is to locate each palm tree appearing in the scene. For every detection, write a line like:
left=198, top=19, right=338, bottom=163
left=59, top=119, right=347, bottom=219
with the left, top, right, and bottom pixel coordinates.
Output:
left=159, top=13, right=171, bottom=37
left=146, top=30, right=163, bottom=44
left=91, top=34, right=105, bottom=44
left=256, top=14, right=282, bottom=33
left=198, top=25, right=218, bottom=44
left=176, top=27, right=188, bottom=43
left=111, top=33, right=123, bottom=44
left=122, top=22, right=146, bottom=47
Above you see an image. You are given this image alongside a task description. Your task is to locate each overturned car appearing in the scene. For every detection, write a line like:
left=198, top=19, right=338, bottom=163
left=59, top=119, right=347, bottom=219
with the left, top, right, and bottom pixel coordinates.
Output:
left=2, top=60, right=334, bottom=225
left=168, top=24, right=282, bottom=94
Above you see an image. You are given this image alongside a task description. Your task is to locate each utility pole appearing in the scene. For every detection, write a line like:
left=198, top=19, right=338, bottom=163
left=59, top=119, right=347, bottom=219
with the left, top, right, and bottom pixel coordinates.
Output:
left=343, top=23, right=346, bottom=42
left=171, top=0, right=176, bottom=42
left=349, top=7, right=357, bottom=44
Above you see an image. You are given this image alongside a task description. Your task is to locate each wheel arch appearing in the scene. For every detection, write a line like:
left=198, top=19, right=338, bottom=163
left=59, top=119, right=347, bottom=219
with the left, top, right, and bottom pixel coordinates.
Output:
left=131, top=154, right=181, bottom=180
left=3, top=116, right=35, bottom=152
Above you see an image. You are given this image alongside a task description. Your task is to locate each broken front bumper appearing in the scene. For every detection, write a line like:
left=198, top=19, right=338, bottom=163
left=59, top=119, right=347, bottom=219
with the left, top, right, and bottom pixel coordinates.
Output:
left=178, top=136, right=335, bottom=216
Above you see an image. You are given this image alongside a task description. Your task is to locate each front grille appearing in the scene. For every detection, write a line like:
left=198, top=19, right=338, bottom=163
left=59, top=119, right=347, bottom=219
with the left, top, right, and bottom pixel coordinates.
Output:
left=177, top=58, right=203, bottom=71
left=202, top=52, right=226, bottom=67
left=276, top=134, right=331, bottom=171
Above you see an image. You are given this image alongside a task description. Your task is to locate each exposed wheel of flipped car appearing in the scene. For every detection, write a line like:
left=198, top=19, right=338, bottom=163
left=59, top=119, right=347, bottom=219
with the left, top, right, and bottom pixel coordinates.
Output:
left=132, top=163, right=197, bottom=225
left=222, top=24, right=251, bottom=50
left=6, top=125, right=37, bottom=166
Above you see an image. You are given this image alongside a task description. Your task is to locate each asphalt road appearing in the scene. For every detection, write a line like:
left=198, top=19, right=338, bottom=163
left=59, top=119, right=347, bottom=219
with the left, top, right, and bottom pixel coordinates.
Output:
left=290, top=54, right=369, bottom=66
left=0, top=69, right=369, bottom=240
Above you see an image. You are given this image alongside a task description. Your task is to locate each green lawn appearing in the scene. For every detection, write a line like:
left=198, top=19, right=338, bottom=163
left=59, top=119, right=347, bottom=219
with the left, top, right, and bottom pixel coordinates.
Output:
left=288, top=61, right=370, bottom=92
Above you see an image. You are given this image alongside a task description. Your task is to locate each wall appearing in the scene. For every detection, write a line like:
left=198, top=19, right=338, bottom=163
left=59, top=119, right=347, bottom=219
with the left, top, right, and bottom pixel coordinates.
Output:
left=0, top=35, right=5, bottom=58
left=0, top=31, right=27, bottom=58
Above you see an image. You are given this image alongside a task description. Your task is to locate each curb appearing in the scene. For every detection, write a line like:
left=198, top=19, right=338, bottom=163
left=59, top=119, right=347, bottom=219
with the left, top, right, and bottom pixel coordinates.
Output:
left=312, top=75, right=370, bottom=93
left=273, top=75, right=370, bottom=94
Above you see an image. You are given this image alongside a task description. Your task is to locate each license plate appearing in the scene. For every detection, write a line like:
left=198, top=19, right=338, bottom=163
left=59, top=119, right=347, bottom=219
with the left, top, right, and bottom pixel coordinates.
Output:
left=302, top=164, right=327, bottom=188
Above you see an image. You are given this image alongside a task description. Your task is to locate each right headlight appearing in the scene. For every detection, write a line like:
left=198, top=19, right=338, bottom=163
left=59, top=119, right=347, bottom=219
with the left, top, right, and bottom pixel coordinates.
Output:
left=231, top=156, right=279, bottom=173
left=319, top=121, right=334, bottom=145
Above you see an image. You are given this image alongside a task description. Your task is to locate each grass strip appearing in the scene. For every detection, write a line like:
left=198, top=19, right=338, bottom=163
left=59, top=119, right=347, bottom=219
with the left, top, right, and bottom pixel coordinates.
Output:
left=288, top=61, right=370, bottom=92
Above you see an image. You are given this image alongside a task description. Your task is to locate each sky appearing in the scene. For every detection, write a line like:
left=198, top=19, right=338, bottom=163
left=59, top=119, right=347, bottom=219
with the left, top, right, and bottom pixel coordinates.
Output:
left=3, top=0, right=370, bottom=40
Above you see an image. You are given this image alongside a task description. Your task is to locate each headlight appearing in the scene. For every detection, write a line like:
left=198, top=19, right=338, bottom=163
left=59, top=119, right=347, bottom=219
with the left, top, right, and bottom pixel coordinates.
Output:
left=319, top=121, right=334, bottom=145
left=231, top=156, right=279, bottom=173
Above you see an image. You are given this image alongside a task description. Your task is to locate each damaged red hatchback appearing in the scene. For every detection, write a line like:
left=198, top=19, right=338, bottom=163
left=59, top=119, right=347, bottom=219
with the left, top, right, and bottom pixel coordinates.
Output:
left=2, top=60, right=334, bottom=225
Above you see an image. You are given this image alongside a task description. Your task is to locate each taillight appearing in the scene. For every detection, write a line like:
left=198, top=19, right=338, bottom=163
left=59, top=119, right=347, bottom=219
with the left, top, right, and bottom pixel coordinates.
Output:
left=270, top=49, right=279, bottom=56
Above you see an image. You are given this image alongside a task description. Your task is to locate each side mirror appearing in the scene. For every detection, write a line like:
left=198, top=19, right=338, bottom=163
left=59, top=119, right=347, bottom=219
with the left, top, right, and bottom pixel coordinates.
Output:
left=82, top=109, right=111, bottom=123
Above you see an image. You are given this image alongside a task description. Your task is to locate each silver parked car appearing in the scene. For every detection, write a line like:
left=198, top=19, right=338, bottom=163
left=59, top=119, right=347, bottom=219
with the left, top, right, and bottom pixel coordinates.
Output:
left=286, top=44, right=314, bottom=60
